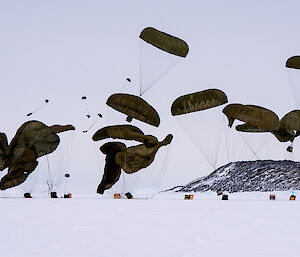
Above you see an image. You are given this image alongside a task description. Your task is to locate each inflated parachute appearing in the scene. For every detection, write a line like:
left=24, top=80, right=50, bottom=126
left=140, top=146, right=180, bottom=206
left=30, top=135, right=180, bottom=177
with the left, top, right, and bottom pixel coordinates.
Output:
left=106, top=93, right=160, bottom=127
left=115, top=134, right=173, bottom=174
left=271, top=110, right=300, bottom=143
left=171, top=89, right=228, bottom=116
left=286, top=56, right=300, bottom=69
left=222, top=104, right=280, bottom=131
left=97, top=142, right=126, bottom=194
left=170, top=89, right=228, bottom=170
left=0, top=121, right=75, bottom=190
left=92, top=125, right=158, bottom=148
left=139, top=27, right=189, bottom=95
left=235, top=123, right=269, bottom=133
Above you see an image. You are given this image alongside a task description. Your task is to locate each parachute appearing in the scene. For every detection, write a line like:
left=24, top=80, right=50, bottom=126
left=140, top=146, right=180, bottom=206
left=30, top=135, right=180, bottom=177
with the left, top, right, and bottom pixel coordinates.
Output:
left=222, top=104, right=280, bottom=131
left=97, top=142, right=126, bottom=194
left=0, top=121, right=75, bottom=190
left=92, top=125, right=158, bottom=148
left=139, top=27, right=189, bottom=95
left=171, top=89, right=228, bottom=170
left=106, top=93, right=160, bottom=127
left=115, top=134, right=173, bottom=174
left=286, top=56, right=300, bottom=69
left=171, top=89, right=228, bottom=116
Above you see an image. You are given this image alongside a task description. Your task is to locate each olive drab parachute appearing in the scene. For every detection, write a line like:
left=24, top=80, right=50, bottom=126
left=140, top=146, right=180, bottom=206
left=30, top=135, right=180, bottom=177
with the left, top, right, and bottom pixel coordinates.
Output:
left=271, top=110, right=300, bottom=143
left=171, top=89, right=228, bottom=116
left=222, top=104, right=280, bottom=131
left=140, top=27, right=189, bottom=58
left=106, top=93, right=160, bottom=127
left=286, top=56, right=300, bottom=69
left=139, top=27, right=189, bottom=95
left=97, top=142, right=126, bottom=194
left=235, top=123, right=269, bottom=133
left=0, top=121, right=75, bottom=190
left=92, top=125, right=158, bottom=148
left=115, top=134, right=173, bottom=174
left=170, top=89, right=228, bottom=170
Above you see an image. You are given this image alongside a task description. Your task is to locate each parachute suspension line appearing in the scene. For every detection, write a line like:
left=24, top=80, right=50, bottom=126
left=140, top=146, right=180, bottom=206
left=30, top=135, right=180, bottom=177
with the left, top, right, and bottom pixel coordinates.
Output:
left=26, top=99, right=49, bottom=117
left=140, top=61, right=179, bottom=96
left=139, top=40, right=142, bottom=96
left=212, top=122, right=225, bottom=170
left=153, top=143, right=171, bottom=190
left=175, top=118, right=217, bottom=170
left=45, top=155, right=53, bottom=194
left=238, top=134, right=261, bottom=160
left=287, top=71, right=299, bottom=109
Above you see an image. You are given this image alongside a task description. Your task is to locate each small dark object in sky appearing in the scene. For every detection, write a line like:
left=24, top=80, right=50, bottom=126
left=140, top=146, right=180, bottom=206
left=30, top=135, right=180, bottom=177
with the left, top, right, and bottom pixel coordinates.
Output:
left=87, top=114, right=91, bottom=118
left=98, top=113, right=102, bottom=118
left=65, top=173, right=70, bottom=178
left=287, top=145, right=293, bottom=152
left=45, top=99, right=49, bottom=103
left=126, top=78, right=131, bottom=82
left=27, top=113, right=33, bottom=117
left=82, top=96, right=87, bottom=100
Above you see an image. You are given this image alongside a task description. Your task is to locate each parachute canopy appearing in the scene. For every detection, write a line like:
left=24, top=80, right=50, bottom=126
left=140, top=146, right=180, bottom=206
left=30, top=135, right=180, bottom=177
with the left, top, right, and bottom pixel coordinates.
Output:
left=92, top=125, right=158, bottom=148
left=286, top=56, right=300, bottom=70
left=171, top=89, right=228, bottom=116
left=235, top=123, right=269, bottom=133
left=140, top=27, right=189, bottom=58
left=0, top=120, right=75, bottom=190
left=106, top=93, right=160, bottom=127
left=97, top=141, right=126, bottom=194
left=222, top=104, right=280, bottom=131
left=115, top=134, right=173, bottom=174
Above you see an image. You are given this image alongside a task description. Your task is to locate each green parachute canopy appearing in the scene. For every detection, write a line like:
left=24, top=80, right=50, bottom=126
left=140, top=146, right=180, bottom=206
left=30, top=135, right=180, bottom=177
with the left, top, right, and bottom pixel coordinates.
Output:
left=106, top=93, right=160, bottom=127
left=222, top=104, right=280, bottom=131
left=92, top=125, right=158, bottom=148
left=171, top=89, right=228, bottom=116
left=140, top=27, right=189, bottom=58
left=286, top=56, right=300, bottom=70
left=0, top=121, right=75, bottom=190
left=97, top=142, right=126, bottom=194
left=115, top=134, right=173, bottom=174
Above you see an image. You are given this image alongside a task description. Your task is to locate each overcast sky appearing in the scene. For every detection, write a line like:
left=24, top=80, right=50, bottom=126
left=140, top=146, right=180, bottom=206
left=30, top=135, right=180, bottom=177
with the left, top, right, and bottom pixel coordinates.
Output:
left=1, top=0, right=300, bottom=194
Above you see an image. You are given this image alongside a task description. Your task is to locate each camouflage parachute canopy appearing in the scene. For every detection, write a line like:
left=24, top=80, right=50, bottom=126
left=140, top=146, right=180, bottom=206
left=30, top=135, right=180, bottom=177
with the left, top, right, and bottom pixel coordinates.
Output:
left=106, top=93, right=160, bottom=127
left=222, top=104, right=280, bottom=131
left=97, top=141, right=126, bottom=194
left=271, top=110, right=300, bottom=142
left=115, top=134, right=173, bottom=174
left=140, top=27, right=189, bottom=57
left=0, top=120, right=75, bottom=190
left=286, top=56, right=300, bottom=70
left=92, top=124, right=158, bottom=148
left=171, top=89, right=228, bottom=116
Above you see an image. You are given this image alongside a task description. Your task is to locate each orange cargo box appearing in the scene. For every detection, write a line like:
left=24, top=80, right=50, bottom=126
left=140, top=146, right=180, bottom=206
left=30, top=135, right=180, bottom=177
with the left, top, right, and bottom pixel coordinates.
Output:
left=114, top=193, right=121, bottom=199
left=184, top=194, right=193, bottom=200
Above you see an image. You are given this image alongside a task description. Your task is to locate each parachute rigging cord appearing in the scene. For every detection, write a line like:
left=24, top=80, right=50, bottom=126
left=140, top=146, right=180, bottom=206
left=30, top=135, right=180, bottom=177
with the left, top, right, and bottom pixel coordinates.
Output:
left=287, top=72, right=299, bottom=109
left=139, top=40, right=182, bottom=96
left=82, top=114, right=102, bottom=133
left=26, top=99, right=49, bottom=117
left=81, top=96, right=91, bottom=118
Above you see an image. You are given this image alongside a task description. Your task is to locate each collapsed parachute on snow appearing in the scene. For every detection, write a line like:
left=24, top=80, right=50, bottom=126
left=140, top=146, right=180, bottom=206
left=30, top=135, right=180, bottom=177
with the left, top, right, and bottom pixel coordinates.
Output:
left=0, top=121, right=75, bottom=190
left=106, top=93, right=160, bottom=127
left=171, top=89, right=228, bottom=116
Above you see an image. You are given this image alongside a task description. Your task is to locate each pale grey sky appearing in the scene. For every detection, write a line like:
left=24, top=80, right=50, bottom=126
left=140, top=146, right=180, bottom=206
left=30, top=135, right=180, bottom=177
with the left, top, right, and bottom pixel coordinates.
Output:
left=1, top=0, right=300, bottom=193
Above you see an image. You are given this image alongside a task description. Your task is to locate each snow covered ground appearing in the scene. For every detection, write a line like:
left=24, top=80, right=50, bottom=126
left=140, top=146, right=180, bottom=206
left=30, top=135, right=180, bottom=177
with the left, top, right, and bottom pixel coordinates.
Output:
left=1, top=191, right=300, bottom=257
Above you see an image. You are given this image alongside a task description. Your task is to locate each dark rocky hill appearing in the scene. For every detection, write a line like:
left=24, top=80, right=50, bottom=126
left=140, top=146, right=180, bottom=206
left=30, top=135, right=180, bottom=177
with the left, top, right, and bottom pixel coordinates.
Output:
left=172, top=160, right=300, bottom=193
